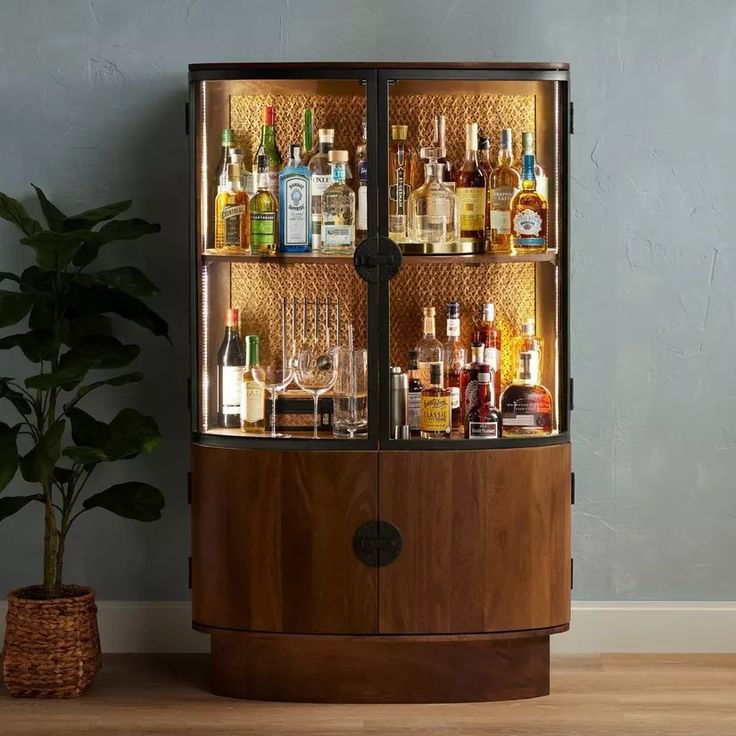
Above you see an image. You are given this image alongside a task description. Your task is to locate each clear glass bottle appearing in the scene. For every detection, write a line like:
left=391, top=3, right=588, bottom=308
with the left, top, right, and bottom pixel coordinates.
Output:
left=415, top=306, right=444, bottom=388
left=408, top=147, right=458, bottom=246
left=249, top=154, right=278, bottom=256
left=472, top=302, right=502, bottom=404
left=253, top=106, right=282, bottom=199
left=500, top=352, right=552, bottom=436
left=355, top=117, right=368, bottom=243
left=214, top=127, right=234, bottom=190
left=407, top=350, right=423, bottom=436
left=443, top=301, right=466, bottom=431
left=217, top=308, right=245, bottom=428
left=522, top=131, right=548, bottom=201
left=308, top=128, right=334, bottom=250
left=214, top=163, right=248, bottom=251
left=278, top=144, right=311, bottom=253
left=489, top=128, right=522, bottom=254
left=321, top=150, right=355, bottom=254
left=420, top=363, right=452, bottom=439
left=511, top=318, right=543, bottom=384
left=241, top=335, right=265, bottom=434
left=511, top=135, right=548, bottom=254
left=465, top=365, right=503, bottom=439
left=388, top=124, right=415, bottom=242
left=434, top=113, right=455, bottom=188
left=455, top=122, right=486, bottom=244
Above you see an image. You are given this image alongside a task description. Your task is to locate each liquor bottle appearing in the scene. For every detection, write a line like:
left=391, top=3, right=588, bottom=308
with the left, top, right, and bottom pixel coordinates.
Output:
left=321, top=150, right=355, bottom=254
left=489, top=128, right=522, bottom=254
left=253, top=106, right=282, bottom=199
left=241, top=335, right=265, bottom=433
left=477, top=134, right=493, bottom=179
left=472, top=302, right=502, bottom=404
left=420, top=363, right=452, bottom=439
left=388, top=124, right=414, bottom=242
left=459, top=344, right=484, bottom=429
left=214, top=127, right=234, bottom=190
left=512, top=318, right=543, bottom=385
left=455, top=122, right=486, bottom=244
left=250, top=154, right=278, bottom=256
left=355, top=117, right=368, bottom=243
left=433, top=113, right=454, bottom=188
left=415, top=306, right=443, bottom=388
left=407, top=350, right=423, bottom=436
left=228, top=147, right=255, bottom=198
left=522, top=131, right=548, bottom=202
left=510, top=134, right=548, bottom=254
left=217, top=308, right=246, bottom=428
left=309, top=128, right=335, bottom=250
left=500, top=352, right=552, bottom=436
left=443, top=301, right=466, bottom=431
left=214, top=163, right=248, bottom=251
left=407, top=147, right=458, bottom=246
left=302, top=108, right=315, bottom=164
left=465, top=365, right=503, bottom=439
left=278, top=144, right=311, bottom=253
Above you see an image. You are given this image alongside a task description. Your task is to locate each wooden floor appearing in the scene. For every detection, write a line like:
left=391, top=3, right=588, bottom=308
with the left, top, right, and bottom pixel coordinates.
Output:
left=1, top=654, right=735, bottom=735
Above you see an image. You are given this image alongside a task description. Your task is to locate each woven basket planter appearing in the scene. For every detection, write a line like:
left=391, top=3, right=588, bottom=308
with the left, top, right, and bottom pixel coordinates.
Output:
left=1, top=585, right=101, bottom=698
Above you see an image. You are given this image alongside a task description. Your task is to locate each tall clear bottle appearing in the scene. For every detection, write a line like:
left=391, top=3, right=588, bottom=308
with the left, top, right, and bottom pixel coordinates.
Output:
left=388, top=124, right=415, bottom=242
left=415, top=306, right=444, bottom=388
left=408, top=147, right=458, bottom=246
left=214, top=127, right=234, bottom=189
left=308, top=128, right=335, bottom=250
left=455, top=122, right=486, bottom=245
left=489, top=128, right=521, bottom=254
left=355, top=117, right=368, bottom=243
left=434, top=113, right=454, bottom=188
left=321, top=150, right=355, bottom=254
left=278, top=144, right=311, bottom=253
left=253, top=106, right=282, bottom=199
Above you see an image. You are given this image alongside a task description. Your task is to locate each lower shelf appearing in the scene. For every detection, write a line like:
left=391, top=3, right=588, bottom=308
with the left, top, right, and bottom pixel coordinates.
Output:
left=207, top=630, right=556, bottom=703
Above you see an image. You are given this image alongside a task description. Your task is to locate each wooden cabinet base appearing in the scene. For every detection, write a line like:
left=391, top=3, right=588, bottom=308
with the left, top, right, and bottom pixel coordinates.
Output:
left=209, top=630, right=558, bottom=703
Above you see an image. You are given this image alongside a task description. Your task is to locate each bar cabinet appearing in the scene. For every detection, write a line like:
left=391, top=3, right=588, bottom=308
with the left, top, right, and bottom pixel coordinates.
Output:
left=188, top=62, right=572, bottom=703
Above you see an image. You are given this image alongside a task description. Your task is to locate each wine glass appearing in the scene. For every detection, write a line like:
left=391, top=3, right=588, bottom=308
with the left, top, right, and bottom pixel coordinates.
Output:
left=294, top=347, right=338, bottom=439
left=252, top=363, right=294, bottom=438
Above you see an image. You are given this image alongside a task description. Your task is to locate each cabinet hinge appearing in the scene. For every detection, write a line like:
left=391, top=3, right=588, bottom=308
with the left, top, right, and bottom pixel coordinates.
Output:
left=570, top=101, right=574, bottom=135
left=569, top=377, right=574, bottom=411
left=187, top=471, right=192, bottom=505
left=571, top=472, right=575, bottom=505
left=188, top=556, right=192, bottom=589
left=184, top=102, right=190, bottom=135
left=570, top=559, right=574, bottom=590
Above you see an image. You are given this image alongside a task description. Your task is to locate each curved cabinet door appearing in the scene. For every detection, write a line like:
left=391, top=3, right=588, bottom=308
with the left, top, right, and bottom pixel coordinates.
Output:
left=378, top=444, right=571, bottom=634
left=192, top=445, right=378, bottom=634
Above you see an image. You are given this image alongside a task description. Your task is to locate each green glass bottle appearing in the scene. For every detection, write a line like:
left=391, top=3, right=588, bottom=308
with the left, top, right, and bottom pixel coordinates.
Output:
left=250, top=154, right=277, bottom=256
left=253, top=106, right=282, bottom=199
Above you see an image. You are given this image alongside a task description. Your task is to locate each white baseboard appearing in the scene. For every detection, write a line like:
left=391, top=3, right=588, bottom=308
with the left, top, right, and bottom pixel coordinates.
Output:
left=1, top=601, right=735, bottom=654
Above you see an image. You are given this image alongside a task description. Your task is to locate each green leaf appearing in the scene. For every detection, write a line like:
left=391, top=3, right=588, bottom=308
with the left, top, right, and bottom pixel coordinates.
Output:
left=31, top=184, right=67, bottom=232
left=20, top=419, right=65, bottom=483
left=26, top=362, right=92, bottom=391
left=63, top=336, right=140, bottom=370
left=64, top=199, right=131, bottom=229
left=62, top=313, right=114, bottom=346
left=63, top=446, right=108, bottom=465
left=94, top=288, right=170, bottom=341
left=72, top=217, right=159, bottom=267
left=0, top=272, right=21, bottom=285
left=0, top=422, right=20, bottom=492
left=64, top=372, right=142, bottom=410
left=0, top=378, right=32, bottom=416
left=0, top=192, right=43, bottom=237
left=0, top=330, right=57, bottom=362
left=19, top=230, right=95, bottom=271
left=0, top=290, right=34, bottom=328
left=83, top=482, right=164, bottom=521
left=52, top=466, right=74, bottom=484
left=0, top=494, right=44, bottom=521
left=93, top=267, right=160, bottom=297
left=67, top=407, right=108, bottom=448
left=19, top=265, right=54, bottom=293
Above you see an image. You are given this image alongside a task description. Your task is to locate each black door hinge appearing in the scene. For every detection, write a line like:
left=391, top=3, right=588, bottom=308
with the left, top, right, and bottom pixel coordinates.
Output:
left=188, top=556, right=192, bottom=589
left=184, top=102, right=190, bottom=135
left=571, top=472, right=575, bottom=505
left=570, top=101, right=574, bottom=135
left=187, top=471, right=192, bottom=505
left=570, top=558, right=574, bottom=589
left=569, top=377, right=574, bottom=411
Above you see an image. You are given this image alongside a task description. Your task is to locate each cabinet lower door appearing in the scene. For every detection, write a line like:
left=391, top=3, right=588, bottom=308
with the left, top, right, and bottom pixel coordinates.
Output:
left=192, top=445, right=378, bottom=634
left=378, top=444, right=571, bottom=634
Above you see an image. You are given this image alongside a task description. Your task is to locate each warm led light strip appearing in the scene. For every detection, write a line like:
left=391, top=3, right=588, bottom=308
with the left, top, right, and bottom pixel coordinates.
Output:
left=199, top=82, right=210, bottom=431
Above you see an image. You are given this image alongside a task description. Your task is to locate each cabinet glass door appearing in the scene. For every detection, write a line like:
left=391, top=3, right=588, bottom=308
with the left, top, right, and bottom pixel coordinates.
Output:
left=379, top=70, right=569, bottom=446
left=191, top=71, right=378, bottom=447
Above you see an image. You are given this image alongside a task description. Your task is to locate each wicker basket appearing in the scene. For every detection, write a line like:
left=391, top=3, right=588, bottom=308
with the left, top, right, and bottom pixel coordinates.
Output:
left=1, top=585, right=101, bottom=698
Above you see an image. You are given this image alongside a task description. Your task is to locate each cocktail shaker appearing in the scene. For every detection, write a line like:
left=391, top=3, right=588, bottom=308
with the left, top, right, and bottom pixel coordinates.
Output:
left=390, top=366, right=408, bottom=439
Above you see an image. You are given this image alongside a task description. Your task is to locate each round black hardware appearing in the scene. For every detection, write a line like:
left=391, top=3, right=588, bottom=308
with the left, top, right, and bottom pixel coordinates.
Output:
left=353, top=237, right=403, bottom=283
left=353, top=520, right=403, bottom=567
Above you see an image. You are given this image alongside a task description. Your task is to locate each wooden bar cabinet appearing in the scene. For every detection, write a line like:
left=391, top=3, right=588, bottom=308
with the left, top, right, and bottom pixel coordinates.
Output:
left=188, top=62, right=572, bottom=703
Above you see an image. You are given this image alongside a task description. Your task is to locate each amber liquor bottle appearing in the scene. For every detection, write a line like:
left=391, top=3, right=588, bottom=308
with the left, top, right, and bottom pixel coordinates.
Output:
left=500, top=352, right=553, bottom=436
left=510, top=137, right=547, bottom=254
left=455, top=122, right=486, bottom=244
left=465, top=365, right=502, bottom=439
left=472, top=302, right=502, bottom=404
left=407, top=350, right=423, bottom=436
left=215, top=163, right=249, bottom=250
left=489, top=128, right=521, bottom=254
left=420, top=363, right=452, bottom=439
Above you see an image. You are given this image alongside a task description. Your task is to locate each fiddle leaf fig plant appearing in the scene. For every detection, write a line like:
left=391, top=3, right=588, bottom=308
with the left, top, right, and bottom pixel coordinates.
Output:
left=0, top=186, right=168, bottom=598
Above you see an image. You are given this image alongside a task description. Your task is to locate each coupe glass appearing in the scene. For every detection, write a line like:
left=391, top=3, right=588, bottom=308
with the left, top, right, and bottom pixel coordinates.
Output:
left=252, top=364, right=294, bottom=438
left=294, top=347, right=338, bottom=439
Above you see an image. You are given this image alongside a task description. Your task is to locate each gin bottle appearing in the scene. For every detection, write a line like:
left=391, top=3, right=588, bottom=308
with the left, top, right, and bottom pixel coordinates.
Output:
left=321, top=150, right=355, bottom=254
left=309, top=128, right=334, bottom=250
left=278, top=144, right=311, bottom=252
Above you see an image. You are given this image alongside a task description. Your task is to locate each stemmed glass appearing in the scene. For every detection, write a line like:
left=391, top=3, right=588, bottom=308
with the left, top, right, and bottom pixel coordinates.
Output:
left=294, top=347, right=338, bottom=439
left=252, top=363, right=294, bottom=439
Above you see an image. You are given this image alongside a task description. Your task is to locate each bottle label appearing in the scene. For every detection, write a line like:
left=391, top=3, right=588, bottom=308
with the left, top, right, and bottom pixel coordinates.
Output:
left=503, top=394, right=552, bottom=428
left=267, top=171, right=279, bottom=196
left=463, top=378, right=479, bottom=417
left=323, top=223, right=354, bottom=248
left=284, top=177, right=308, bottom=245
left=449, top=386, right=460, bottom=410
left=490, top=186, right=515, bottom=234
left=222, top=204, right=246, bottom=247
left=311, top=174, right=332, bottom=198
left=357, top=185, right=368, bottom=231
left=446, top=318, right=460, bottom=338
left=512, top=208, right=544, bottom=245
left=483, top=346, right=500, bottom=372
left=408, top=392, right=422, bottom=430
left=468, top=420, right=499, bottom=439
left=537, top=175, right=549, bottom=202
left=251, top=212, right=276, bottom=245
left=456, top=187, right=485, bottom=232
left=420, top=395, right=452, bottom=433
left=242, top=381, right=265, bottom=422
left=390, top=165, right=409, bottom=215
left=521, top=349, right=541, bottom=381
left=220, top=366, right=243, bottom=414
left=358, top=158, right=368, bottom=184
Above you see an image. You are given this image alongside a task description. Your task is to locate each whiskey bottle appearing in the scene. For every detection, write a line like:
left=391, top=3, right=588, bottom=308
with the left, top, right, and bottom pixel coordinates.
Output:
left=215, top=163, right=249, bottom=251
left=355, top=118, right=368, bottom=243
left=253, top=106, right=282, bottom=199
left=217, top=308, right=246, bottom=428
left=250, top=154, right=278, bottom=256
left=472, top=302, right=502, bottom=404
left=489, top=128, right=521, bottom=254
left=455, top=122, right=486, bottom=244
left=407, top=350, right=423, bottom=436
left=415, top=306, right=443, bottom=388
left=241, top=335, right=265, bottom=433
left=510, top=136, right=548, bottom=254
left=459, top=344, right=484, bottom=428
left=388, top=124, right=415, bottom=242
left=321, top=150, right=355, bottom=254
left=420, top=363, right=452, bottom=439
left=522, top=131, right=548, bottom=202
left=309, top=128, right=335, bottom=250
left=477, top=134, right=493, bottom=180
left=278, top=144, right=311, bottom=253
left=512, top=318, right=543, bottom=384
left=500, top=352, right=552, bottom=436
left=443, top=301, right=466, bottom=430
left=465, top=365, right=503, bottom=439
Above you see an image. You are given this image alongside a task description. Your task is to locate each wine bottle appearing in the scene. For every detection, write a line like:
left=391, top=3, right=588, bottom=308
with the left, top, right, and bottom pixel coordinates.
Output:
left=217, top=308, right=246, bottom=428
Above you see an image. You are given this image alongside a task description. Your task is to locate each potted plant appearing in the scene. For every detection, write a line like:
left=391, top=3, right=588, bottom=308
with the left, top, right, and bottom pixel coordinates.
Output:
left=0, top=186, right=167, bottom=697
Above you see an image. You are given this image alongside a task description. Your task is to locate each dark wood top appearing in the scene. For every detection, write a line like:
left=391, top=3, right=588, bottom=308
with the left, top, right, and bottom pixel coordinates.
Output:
left=189, top=61, right=570, bottom=71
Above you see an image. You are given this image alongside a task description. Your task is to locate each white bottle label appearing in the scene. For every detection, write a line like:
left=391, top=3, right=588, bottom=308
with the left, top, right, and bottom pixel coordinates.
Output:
left=221, top=366, right=243, bottom=414
left=408, top=392, right=422, bottom=430
left=483, top=347, right=500, bottom=372
left=323, top=224, right=354, bottom=247
left=267, top=171, right=279, bottom=197
left=450, top=386, right=460, bottom=410
left=446, top=318, right=460, bottom=338
left=242, top=381, right=265, bottom=422
left=358, top=185, right=368, bottom=231
left=311, top=174, right=332, bottom=198
left=284, top=176, right=308, bottom=245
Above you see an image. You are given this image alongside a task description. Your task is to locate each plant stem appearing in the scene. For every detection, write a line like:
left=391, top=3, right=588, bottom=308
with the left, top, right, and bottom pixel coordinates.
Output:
left=42, top=480, right=59, bottom=598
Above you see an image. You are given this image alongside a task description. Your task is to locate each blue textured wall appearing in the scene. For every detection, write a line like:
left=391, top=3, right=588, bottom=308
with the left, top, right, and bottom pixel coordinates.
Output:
left=1, top=0, right=734, bottom=600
